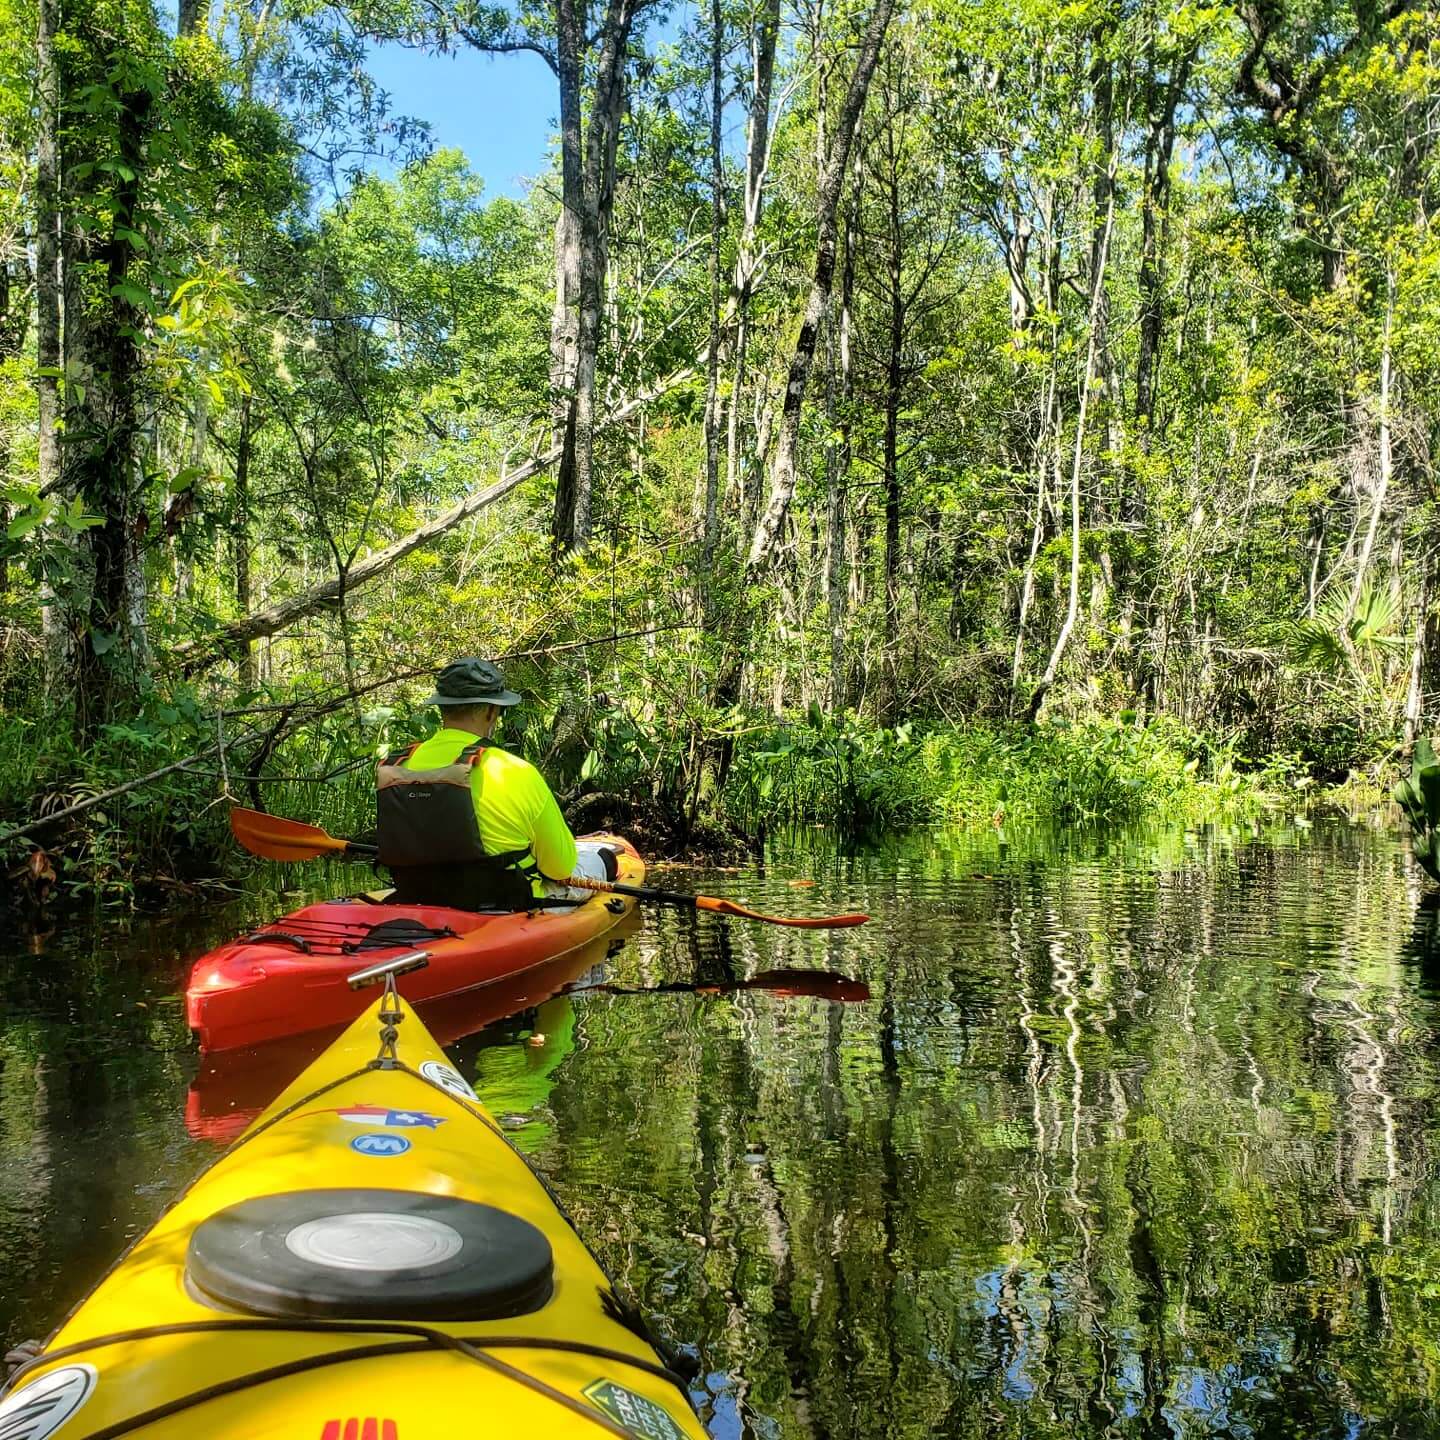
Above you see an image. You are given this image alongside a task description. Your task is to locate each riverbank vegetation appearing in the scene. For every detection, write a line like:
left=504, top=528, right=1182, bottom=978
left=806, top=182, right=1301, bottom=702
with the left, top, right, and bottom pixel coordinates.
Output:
left=0, top=0, right=1436, bottom=901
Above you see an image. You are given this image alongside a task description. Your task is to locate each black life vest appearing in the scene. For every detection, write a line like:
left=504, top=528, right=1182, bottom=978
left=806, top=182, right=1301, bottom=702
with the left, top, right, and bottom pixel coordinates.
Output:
left=375, top=740, right=536, bottom=912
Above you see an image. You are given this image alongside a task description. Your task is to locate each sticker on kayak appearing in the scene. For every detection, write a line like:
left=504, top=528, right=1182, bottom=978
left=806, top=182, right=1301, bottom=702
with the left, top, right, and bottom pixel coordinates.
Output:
left=419, top=1060, right=477, bottom=1101
left=0, top=1363, right=98, bottom=1440
left=582, top=1380, right=687, bottom=1440
left=311, top=1105, right=445, bottom=1130
left=350, top=1133, right=410, bottom=1157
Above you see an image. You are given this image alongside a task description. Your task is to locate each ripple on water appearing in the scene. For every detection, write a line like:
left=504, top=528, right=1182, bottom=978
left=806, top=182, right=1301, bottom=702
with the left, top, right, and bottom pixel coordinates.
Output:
left=2, top=818, right=1440, bottom=1438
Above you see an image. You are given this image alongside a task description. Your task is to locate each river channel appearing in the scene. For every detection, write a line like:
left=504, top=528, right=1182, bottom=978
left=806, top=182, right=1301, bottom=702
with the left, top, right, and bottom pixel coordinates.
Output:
left=3, top=817, right=1440, bottom=1437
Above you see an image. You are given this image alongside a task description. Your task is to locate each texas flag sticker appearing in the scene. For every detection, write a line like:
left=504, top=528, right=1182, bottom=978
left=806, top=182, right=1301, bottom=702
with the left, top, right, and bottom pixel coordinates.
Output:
left=310, top=1104, right=446, bottom=1129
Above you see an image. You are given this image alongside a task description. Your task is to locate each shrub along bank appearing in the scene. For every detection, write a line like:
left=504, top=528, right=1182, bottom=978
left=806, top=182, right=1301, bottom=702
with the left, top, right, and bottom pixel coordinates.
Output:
left=0, top=698, right=1378, bottom=908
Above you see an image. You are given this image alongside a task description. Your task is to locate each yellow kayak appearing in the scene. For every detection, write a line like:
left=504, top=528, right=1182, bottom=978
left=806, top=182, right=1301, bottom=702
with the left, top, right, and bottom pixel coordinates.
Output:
left=1, top=956, right=707, bottom=1440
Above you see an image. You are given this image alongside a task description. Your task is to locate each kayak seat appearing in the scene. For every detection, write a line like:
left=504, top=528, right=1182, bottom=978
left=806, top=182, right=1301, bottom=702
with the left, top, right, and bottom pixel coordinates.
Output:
left=341, top=918, right=458, bottom=954
left=186, top=1189, right=553, bottom=1321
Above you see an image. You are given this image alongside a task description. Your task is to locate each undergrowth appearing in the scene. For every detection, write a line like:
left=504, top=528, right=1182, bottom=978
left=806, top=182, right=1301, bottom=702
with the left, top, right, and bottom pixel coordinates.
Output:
left=0, top=693, right=1384, bottom=909
left=725, top=710, right=1297, bottom=831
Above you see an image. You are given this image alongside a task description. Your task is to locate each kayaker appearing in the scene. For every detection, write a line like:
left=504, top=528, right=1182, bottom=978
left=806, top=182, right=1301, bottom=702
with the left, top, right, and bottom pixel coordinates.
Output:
left=376, top=657, right=615, bottom=911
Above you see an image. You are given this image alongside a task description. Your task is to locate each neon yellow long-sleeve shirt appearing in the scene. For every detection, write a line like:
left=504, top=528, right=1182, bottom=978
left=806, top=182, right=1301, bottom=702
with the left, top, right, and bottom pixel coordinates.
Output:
left=403, top=728, right=578, bottom=892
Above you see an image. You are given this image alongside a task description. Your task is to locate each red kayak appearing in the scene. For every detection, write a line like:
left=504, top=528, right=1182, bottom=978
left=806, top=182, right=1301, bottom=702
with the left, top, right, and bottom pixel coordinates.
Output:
left=186, top=913, right=640, bottom=1140
left=185, top=833, right=641, bottom=1052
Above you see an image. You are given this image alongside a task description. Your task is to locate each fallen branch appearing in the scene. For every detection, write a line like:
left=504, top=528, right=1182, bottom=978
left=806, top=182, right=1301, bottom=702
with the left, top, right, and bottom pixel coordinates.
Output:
left=0, top=752, right=213, bottom=847
left=176, top=373, right=698, bottom=676
left=208, top=622, right=699, bottom=720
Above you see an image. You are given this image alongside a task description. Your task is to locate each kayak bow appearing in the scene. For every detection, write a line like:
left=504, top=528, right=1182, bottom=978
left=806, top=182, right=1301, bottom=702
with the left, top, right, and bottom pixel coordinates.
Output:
left=1, top=957, right=707, bottom=1440
left=186, top=832, right=645, bottom=1052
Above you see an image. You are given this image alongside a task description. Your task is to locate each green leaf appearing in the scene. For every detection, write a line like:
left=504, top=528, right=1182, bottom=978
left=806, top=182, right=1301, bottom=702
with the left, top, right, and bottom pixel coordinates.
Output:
left=110, top=280, right=150, bottom=309
left=168, top=465, right=206, bottom=494
left=1418, top=765, right=1440, bottom=824
left=6, top=509, right=42, bottom=540
left=89, top=630, right=117, bottom=656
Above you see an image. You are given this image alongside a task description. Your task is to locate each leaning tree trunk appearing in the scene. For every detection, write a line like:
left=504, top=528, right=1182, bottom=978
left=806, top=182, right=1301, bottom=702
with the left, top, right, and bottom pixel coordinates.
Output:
left=707, top=0, right=894, bottom=792
left=745, top=0, right=897, bottom=577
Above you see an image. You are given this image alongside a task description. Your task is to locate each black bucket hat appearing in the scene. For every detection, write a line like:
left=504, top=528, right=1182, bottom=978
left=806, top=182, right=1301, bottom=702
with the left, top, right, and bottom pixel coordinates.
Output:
left=425, top=657, right=522, bottom=709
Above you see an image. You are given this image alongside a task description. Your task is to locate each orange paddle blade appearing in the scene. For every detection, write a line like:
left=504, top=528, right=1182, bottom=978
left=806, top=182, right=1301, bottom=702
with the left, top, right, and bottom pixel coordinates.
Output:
left=694, top=895, right=870, bottom=928
left=230, top=807, right=352, bottom=861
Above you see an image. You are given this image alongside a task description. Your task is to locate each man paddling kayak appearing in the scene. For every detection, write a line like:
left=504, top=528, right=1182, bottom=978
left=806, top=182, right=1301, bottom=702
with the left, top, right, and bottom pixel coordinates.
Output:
left=377, top=657, right=615, bottom=910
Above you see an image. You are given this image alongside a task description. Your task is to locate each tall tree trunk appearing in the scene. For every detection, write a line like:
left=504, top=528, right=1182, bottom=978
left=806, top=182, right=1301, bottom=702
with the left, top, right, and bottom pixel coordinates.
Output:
left=700, top=0, right=725, bottom=592
left=36, top=0, right=65, bottom=677
left=881, top=158, right=903, bottom=723
left=826, top=201, right=857, bottom=710
left=233, top=397, right=256, bottom=689
left=1134, top=40, right=1193, bottom=436
left=61, top=45, right=157, bottom=738
left=1025, top=176, right=1116, bottom=724
left=746, top=0, right=897, bottom=577
left=552, top=0, right=637, bottom=553
left=1012, top=367, right=1057, bottom=709
left=36, top=0, right=61, bottom=499
left=1346, top=266, right=1395, bottom=623
left=724, top=0, right=781, bottom=544
left=548, top=0, right=585, bottom=547
left=1087, top=28, right=1119, bottom=472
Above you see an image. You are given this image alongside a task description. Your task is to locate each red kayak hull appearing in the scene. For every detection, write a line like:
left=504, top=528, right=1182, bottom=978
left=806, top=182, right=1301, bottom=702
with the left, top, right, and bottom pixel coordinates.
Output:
left=186, top=911, right=640, bottom=1141
left=185, top=833, right=642, bottom=1053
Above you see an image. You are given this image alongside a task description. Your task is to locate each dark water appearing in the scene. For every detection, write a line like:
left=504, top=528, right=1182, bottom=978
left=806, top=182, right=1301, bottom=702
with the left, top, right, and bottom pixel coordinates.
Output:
left=4, top=819, right=1440, bottom=1437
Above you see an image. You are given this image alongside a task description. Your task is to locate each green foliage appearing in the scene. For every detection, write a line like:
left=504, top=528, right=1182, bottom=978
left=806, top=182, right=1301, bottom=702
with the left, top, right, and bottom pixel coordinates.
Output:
left=729, top=707, right=932, bottom=830
left=727, top=711, right=1276, bottom=832
left=1394, top=737, right=1440, bottom=883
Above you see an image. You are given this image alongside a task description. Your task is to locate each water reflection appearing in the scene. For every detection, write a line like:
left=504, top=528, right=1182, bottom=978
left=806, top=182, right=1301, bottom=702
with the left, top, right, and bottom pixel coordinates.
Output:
left=2, top=819, right=1440, bottom=1438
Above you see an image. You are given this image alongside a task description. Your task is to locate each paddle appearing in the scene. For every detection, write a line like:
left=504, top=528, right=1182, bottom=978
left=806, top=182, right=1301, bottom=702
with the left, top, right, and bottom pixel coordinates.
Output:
left=565, top=967, right=870, bottom=1003
left=229, top=808, right=871, bottom=930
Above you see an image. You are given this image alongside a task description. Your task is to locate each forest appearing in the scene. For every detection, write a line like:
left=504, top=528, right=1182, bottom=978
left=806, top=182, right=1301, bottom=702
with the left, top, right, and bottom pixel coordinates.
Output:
left=0, top=0, right=1436, bottom=899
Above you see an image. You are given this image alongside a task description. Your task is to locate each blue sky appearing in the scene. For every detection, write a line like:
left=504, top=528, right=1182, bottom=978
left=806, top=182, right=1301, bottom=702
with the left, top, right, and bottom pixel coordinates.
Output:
left=367, top=42, right=560, bottom=199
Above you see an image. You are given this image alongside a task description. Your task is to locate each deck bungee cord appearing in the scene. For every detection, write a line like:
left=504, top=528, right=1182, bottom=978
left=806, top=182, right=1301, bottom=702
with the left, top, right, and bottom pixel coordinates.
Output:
left=3, top=1319, right=686, bottom=1440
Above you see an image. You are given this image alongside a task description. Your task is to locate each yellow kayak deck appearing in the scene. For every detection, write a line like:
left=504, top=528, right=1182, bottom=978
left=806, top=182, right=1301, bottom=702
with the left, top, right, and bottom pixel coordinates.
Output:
left=1, top=985, right=705, bottom=1440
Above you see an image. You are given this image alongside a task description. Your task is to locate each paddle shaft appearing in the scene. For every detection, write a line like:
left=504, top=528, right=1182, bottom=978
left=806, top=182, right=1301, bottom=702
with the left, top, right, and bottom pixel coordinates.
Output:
left=228, top=809, right=869, bottom=928
left=564, top=875, right=705, bottom=910
left=562, top=875, right=869, bottom=928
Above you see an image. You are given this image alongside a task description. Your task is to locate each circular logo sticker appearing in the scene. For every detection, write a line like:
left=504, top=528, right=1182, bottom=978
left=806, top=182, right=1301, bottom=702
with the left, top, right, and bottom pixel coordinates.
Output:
left=350, top=1132, right=411, bottom=1157
left=0, top=1364, right=98, bottom=1440
left=420, top=1060, right=477, bottom=1101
